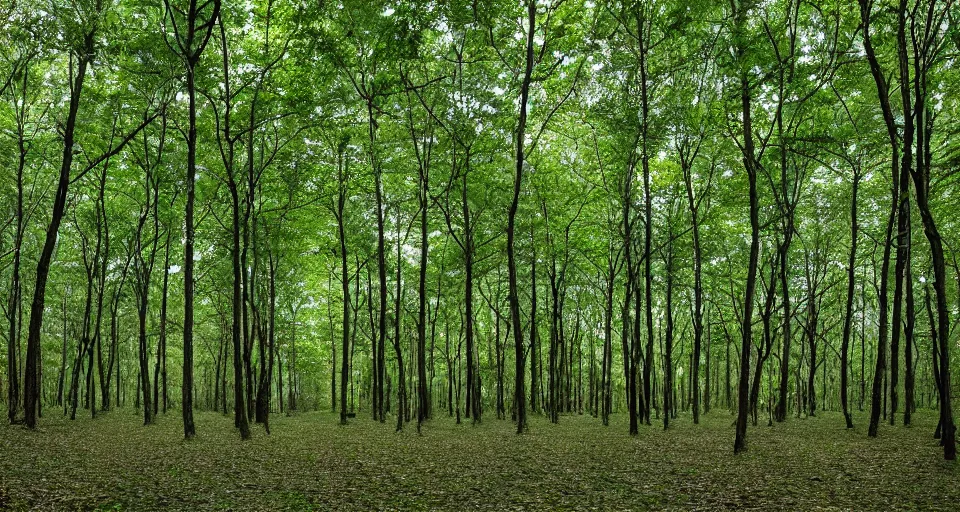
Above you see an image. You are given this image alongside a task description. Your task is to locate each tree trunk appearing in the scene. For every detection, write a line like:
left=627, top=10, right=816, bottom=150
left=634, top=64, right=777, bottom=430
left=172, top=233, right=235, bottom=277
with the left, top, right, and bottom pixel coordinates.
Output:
left=6, top=93, right=27, bottom=423
left=393, top=211, right=407, bottom=432
left=662, top=237, right=675, bottom=431
left=463, top=170, right=479, bottom=423
left=734, top=12, right=760, bottom=452
left=506, top=0, right=535, bottom=435
left=416, top=150, right=429, bottom=431
left=336, top=147, right=351, bottom=426
left=529, top=231, right=539, bottom=414
left=24, top=38, right=92, bottom=430
left=255, top=250, right=278, bottom=433
left=840, top=171, right=860, bottom=429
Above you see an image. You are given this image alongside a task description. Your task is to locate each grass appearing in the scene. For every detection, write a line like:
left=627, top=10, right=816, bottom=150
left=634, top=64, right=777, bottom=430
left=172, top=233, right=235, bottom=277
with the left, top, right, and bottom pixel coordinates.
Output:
left=0, top=407, right=956, bottom=510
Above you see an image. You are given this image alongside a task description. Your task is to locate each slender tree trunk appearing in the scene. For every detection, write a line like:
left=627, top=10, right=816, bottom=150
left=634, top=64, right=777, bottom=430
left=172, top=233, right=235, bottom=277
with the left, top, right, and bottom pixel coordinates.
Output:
left=663, top=238, right=675, bottom=431
left=416, top=156, right=429, bottom=431
left=365, top=96, right=390, bottom=428
left=159, top=230, right=171, bottom=414
left=182, top=35, right=199, bottom=440
left=289, top=305, right=299, bottom=413
left=506, top=0, right=535, bottom=435
left=393, top=229, right=406, bottom=432
left=135, top=190, right=155, bottom=425
left=336, top=148, right=351, bottom=426
left=463, top=172, right=479, bottom=423
left=903, top=231, right=915, bottom=426
left=704, top=309, right=711, bottom=414
left=229, top=181, right=250, bottom=438
left=601, top=263, right=615, bottom=426
left=165, top=0, right=221, bottom=440
left=6, top=110, right=26, bottom=424
left=24, top=41, right=92, bottom=430
left=255, top=250, right=277, bottom=433
left=858, top=0, right=900, bottom=439
left=639, top=12, right=654, bottom=428
left=734, top=16, right=760, bottom=453
left=806, top=273, right=818, bottom=418
left=890, top=174, right=911, bottom=426
left=57, top=294, right=68, bottom=408
left=621, top=153, right=637, bottom=434
left=529, top=233, right=539, bottom=414
left=840, top=172, right=860, bottom=429
left=911, top=91, right=955, bottom=457
left=752, top=261, right=777, bottom=425
left=681, top=151, right=705, bottom=424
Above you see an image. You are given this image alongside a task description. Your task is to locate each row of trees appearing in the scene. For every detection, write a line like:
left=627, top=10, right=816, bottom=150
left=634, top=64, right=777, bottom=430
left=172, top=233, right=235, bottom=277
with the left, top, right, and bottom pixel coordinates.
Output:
left=1, top=0, right=958, bottom=458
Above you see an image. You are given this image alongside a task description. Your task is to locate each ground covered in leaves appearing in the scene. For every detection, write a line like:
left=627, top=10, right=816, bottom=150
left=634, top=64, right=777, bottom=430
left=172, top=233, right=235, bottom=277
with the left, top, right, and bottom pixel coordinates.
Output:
left=0, top=407, right=956, bottom=510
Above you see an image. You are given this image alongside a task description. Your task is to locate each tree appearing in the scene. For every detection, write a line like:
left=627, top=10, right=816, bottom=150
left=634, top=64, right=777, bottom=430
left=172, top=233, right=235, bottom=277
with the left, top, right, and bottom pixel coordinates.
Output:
left=24, top=0, right=155, bottom=428
left=162, top=0, right=222, bottom=439
left=2, top=23, right=41, bottom=424
left=729, top=0, right=761, bottom=454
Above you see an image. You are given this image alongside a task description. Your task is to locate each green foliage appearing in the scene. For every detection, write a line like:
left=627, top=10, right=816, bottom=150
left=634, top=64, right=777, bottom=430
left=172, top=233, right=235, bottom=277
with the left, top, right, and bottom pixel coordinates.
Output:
left=0, top=0, right=958, bottom=466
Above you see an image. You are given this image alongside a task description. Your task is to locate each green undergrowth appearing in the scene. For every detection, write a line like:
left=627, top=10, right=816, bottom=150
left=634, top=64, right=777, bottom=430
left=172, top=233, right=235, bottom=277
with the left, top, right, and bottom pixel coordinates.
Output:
left=0, top=408, right=955, bottom=510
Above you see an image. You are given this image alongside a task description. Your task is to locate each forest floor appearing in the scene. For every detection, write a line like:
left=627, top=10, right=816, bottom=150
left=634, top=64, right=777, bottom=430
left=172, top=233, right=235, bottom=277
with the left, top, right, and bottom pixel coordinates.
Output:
left=0, top=407, right=956, bottom=510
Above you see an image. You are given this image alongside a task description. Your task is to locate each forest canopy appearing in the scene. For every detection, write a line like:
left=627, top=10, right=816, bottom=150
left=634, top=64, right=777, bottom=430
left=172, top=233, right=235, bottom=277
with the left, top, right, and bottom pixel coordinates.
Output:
left=1, top=0, right=960, bottom=468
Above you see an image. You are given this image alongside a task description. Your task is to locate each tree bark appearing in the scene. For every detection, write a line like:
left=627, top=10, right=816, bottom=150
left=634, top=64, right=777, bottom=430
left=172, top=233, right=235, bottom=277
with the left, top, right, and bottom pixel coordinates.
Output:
left=24, top=34, right=93, bottom=430
left=164, top=0, right=221, bottom=439
left=840, top=170, right=860, bottom=429
left=733, top=5, right=760, bottom=452
left=506, top=0, right=536, bottom=434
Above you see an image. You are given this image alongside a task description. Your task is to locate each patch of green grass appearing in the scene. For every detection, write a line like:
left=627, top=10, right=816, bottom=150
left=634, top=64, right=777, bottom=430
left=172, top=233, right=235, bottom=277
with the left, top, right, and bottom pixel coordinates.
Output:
left=0, top=408, right=955, bottom=510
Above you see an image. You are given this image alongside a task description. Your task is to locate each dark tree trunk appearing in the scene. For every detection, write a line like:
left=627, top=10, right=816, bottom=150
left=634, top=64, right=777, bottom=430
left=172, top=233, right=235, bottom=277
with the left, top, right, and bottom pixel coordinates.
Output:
left=154, top=229, right=172, bottom=416
left=134, top=163, right=161, bottom=426
left=639, top=12, right=654, bottom=428
left=890, top=168, right=911, bottom=426
left=336, top=146, right=351, bottom=426
left=910, top=59, right=954, bottom=456
left=218, top=17, right=251, bottom=440
left=734, top=8, right=760, bottom=452
left=903, top=232, right=915, bottom=426
left=255, top=250, right=278, bottom=433
left=751, top=260, right=777, bottom=426
left=160, top=234, right=171, bottom=414
left=529, top=231, right=539, bottom=414
left=164, top=0, right=221, bottom=439
left=181, top=12, right=200, bottom=441
left=6, top=69, right=28, bottom=423
left=704, top=309, right=711, bottom=414
left=367, top=96, right=390, bottom=427
left=230, top=179, right=250, bottom=438
left=506, top=0, right=535, bottom=435
left=463, top=172, right=479, bottom=423
left=620, top=153, right=638, bottom=434
left=684, top=174, right=703, bottom=425
left=392, top=211, right=407, bottom=432
left=289, top=304, right=299, bottom=414
left=70, top=268, right=95, bottom=421
left=327, top=272, right=334, bottom=414
left=415, top=131, right=430, bottom=431
left=840, top=170, right=860, bottom=429
left=601, top=261, right=615, bottom=426
left=24, top=35, right=93, bottom=430
left=662, top=233, right=675, bottom=431
left=805, top=263, right=818, bottom=418
left=857, top=0, right=898, bottom=439
left=57, top=295, right=67, bottom=409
